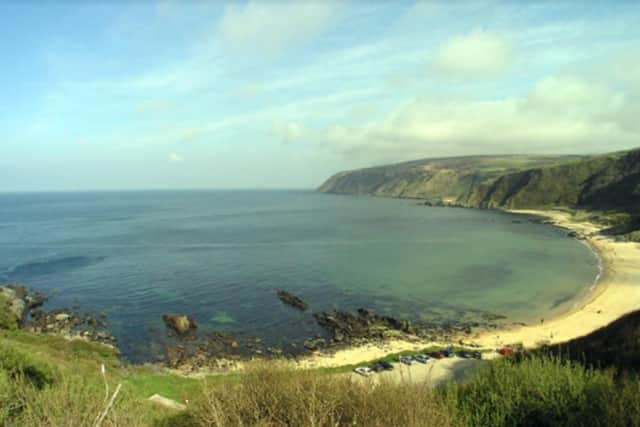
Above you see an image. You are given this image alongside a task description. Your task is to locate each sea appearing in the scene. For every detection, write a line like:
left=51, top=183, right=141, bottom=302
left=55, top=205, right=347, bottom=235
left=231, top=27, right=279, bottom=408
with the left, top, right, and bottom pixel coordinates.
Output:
left=0, top=190, right=599, bottom=362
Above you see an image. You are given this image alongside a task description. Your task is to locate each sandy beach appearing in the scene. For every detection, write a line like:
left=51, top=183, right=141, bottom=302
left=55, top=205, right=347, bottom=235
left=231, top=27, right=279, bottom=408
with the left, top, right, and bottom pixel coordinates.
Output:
left=300, top=209, right=640, bottom=372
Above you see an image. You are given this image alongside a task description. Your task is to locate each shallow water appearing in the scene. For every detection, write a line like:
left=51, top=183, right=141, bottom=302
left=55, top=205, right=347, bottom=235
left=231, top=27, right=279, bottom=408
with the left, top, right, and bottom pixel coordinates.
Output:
left=0, top=190, right=598, bottom=361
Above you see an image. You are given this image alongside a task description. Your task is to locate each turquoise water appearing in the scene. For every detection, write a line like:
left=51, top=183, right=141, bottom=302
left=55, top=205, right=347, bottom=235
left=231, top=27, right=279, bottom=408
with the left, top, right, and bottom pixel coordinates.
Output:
left=0, top=190, right=598, bottom=360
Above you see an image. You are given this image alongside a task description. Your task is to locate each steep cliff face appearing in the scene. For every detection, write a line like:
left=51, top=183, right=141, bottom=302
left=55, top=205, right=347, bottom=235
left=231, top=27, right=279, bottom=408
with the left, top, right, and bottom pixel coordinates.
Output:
left=318, top=155, right=582, bottom=201
left=466, top=149, right=640, bottom=213
left=319, top=149, right=640, bottom=215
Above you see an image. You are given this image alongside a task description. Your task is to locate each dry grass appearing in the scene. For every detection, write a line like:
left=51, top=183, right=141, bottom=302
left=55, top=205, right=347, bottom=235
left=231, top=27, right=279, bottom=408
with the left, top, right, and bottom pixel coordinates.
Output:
left=177, top=362, right=457, bottom=427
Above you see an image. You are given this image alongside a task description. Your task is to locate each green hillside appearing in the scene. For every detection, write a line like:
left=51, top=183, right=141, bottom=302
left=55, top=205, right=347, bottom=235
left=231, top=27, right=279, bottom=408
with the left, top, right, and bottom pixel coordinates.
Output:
left=319, top=148, right=640, bottom=236
left=465, top=149, right=640, bottom=213
left=318, top=155, right=584, bottom=201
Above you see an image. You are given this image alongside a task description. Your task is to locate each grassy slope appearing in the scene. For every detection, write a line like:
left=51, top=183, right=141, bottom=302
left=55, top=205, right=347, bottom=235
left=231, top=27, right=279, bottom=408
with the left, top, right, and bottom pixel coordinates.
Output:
left=538, top=309, right=640, bottom=373
left=0, top=330, right=235, bottom=425
left=318, top=154, right=584, bottom=200
left=4, top=315, right=640, bottom=425
left=319, top=148, right=640, bottom=214
left=466, top=148, right=640, bottom=213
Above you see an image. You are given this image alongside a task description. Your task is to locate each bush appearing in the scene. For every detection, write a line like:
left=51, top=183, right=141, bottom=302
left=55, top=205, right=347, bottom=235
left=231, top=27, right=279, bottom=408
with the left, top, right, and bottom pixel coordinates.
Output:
left=0, top=370, right=19, bottom=424
left=181, top=362, right=457, bottom=427
left=0, top=293, right=18, bottom=330
left=12, top=373, right=161, bottom=427
left=0, top=343, right=59, bottom=388
left=443, top=355, right=640, bottom=427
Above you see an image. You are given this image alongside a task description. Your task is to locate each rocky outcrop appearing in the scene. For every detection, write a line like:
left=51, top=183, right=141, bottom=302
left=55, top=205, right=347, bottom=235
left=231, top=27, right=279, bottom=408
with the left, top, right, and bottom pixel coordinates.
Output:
left=162, top=314, right=198, bottom=335
left=313, top=308, right=416, bottom=344
left=0, top=285, right=47, bottom=326
left=277, top=290, right=308, bottom=311
left=0, top=284, right=116, bottom=346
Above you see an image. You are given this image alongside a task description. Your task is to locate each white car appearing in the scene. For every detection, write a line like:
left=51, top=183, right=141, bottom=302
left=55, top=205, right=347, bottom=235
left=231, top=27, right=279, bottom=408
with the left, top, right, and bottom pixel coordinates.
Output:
left=415, top=354, right=430, bottom=364
left=399, top=355, right=415, bottom=365
left=354, top=367, right=373, bottom=377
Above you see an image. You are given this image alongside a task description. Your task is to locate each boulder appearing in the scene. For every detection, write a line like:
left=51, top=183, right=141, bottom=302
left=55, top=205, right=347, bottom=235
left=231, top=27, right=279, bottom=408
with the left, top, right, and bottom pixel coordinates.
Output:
left=55, top=313, right=71, bottom=322
left=162, top=314, right=197, bottom=335
left=147, top=394, right=186, bottom=411
left=277, top=290, right=308, bottom=311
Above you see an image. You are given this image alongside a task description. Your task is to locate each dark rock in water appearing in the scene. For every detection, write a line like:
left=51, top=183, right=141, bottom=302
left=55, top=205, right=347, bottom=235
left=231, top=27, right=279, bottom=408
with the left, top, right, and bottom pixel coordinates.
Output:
left=277, top=290, right=308, bottom=311
left=162, top=314, right=197, bottom=335
left=27, top=306, right=117, bottom=346
left=567, top=231, right=587, bottom=240
left=303, top=337, right=325, bottom=351
left=481, top=313, right=507, bottom=322
left=313, top=308, right=417, bottom=345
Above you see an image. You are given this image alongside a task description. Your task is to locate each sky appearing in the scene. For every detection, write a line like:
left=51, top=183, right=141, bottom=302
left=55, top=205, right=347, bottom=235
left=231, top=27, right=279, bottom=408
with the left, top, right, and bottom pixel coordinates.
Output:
left=1, top=0, right=639, bottom=191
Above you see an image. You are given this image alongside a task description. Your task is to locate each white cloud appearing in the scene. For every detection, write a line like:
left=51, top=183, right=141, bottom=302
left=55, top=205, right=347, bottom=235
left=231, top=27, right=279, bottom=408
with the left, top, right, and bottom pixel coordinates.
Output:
left=273, top=121, right=305, bottom=144
left=307, top=74, right=638, bottom=164
left=218, top=1, right=337, bottom=54
left=169, top=152, right=183, bottom=162
left=433, top=31, right=512, bottom=78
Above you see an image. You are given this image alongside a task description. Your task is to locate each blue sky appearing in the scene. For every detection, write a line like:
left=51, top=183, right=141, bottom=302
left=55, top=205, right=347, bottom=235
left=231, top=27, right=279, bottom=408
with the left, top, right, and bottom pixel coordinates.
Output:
left=1, top=1, right=639, bottom=191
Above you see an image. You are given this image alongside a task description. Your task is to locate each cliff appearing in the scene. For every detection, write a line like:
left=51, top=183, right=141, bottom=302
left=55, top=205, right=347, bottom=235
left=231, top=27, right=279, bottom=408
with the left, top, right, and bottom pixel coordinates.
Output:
left=319, top=149, right=640, bottom=215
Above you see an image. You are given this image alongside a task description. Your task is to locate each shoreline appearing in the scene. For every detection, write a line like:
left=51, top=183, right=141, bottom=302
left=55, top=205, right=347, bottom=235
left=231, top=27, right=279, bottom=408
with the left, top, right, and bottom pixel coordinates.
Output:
left=6, top=208, right=636, bottom=375
left=299, top=209, right=640, bottom=368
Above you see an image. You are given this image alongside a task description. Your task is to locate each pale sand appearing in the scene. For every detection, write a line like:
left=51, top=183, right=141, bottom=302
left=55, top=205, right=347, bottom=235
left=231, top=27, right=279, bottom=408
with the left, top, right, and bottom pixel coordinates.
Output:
left=349, top=354, right=500, bottom=387
left=299, top=209, right=640, bottom=375
left=472, top=209, right=640, bottom=349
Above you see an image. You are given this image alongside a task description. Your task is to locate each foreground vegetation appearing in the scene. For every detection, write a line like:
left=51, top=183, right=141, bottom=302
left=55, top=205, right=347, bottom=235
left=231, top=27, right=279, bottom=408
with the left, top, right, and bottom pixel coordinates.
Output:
left=3, top=325, right=640, bottom=426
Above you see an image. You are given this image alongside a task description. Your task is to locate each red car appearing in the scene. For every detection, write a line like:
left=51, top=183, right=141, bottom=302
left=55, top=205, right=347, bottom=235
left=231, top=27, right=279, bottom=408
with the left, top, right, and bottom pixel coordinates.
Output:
left=498, top=347, right=513, bottom=356
left=429, top=351, right=446, bottom=359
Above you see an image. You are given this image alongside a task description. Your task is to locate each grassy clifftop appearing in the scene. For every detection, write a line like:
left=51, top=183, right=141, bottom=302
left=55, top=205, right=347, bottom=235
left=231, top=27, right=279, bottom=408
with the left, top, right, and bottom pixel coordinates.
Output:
left=465, top=149, right=640, bottom=213
left=319, top=148, right=640, bottom=232
left=318, top=155, right=584, bottom=201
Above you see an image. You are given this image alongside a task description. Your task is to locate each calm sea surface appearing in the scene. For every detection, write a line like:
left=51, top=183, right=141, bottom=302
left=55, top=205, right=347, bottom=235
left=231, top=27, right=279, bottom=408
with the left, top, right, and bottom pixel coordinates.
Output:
left=0, top=190, right=598, bottom=361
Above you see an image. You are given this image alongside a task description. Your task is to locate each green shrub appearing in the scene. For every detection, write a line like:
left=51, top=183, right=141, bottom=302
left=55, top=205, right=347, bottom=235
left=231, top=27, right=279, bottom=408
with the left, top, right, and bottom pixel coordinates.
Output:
left=0, top=343, right=59, bottom=388
left=0, top=293, right=18, bottom=330
left=12, top=373, right=162, bottom=427
left=443, top=356, right=640, bottom=427
left=182, top=362, right=457, bottom=427
left=0, top=370, right=20, bottom=425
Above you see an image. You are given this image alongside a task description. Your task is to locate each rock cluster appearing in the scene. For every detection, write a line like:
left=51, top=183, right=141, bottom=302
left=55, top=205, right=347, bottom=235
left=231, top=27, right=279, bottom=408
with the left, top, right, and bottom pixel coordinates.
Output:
left=277, top=290, right=308, bottom=311
left=0, top=285, right=47, bottom=325
left=0, top=284, right=116, bottom=347
left=313, top=308, right=415, bottom=346
left=162, top=314, right=197, bottom=336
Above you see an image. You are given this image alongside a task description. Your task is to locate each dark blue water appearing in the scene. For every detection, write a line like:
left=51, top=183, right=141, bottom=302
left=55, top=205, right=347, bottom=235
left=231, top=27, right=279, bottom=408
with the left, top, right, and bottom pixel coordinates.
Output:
left=0, top=190, right=598, bottom=361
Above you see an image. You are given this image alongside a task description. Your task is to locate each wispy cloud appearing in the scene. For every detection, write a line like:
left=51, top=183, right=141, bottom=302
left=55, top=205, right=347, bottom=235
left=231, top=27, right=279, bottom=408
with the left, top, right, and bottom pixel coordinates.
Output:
left=218, top=1, right=338, bottom=55
left=304, top=72, right=639, bottom=164
left=433, top=30, right=513, bottom=78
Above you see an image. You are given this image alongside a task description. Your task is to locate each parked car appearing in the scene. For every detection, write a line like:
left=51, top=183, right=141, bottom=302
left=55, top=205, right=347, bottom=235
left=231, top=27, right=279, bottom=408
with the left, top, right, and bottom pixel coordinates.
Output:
left=443, top=345, right=455, bottom=358
left=354, top=367, right=373, bottom=377
left=457, top=350, right=472, bottom=359
left=376, top=360, right=394, bottom=370
left=399, top=355, right=415, bottom=365
left=498, top=347, right=513, bottom=356
left=429, top=351, right=445, bottom=359
left=371, top=362, right=386, bottom=373
left=415, top=354, right=430, bottom=364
